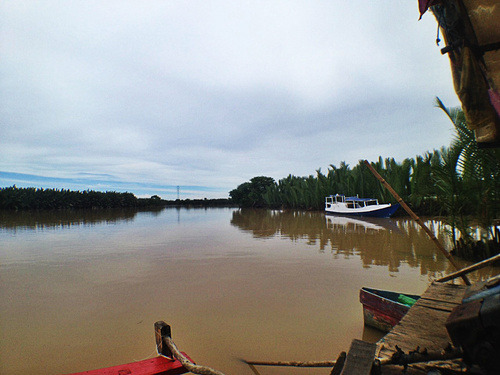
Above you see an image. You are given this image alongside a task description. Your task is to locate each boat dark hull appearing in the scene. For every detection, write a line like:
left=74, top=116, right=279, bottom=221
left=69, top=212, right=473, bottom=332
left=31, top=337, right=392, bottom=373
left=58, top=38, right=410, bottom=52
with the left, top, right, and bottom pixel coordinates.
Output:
left=325, top=204, right=400, bottom=218
left=359, top=287, right=420, bottom=332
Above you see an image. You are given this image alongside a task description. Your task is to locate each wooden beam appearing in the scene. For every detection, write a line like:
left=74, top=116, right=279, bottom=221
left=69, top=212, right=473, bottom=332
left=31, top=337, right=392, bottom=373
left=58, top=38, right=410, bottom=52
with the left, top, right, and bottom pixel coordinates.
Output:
left=436, top=254, right=500, bottom=282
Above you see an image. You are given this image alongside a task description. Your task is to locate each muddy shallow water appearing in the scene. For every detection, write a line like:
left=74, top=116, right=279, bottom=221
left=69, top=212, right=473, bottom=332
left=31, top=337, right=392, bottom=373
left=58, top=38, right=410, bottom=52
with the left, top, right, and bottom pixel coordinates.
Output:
left=0, top=208, right=495, bottom=375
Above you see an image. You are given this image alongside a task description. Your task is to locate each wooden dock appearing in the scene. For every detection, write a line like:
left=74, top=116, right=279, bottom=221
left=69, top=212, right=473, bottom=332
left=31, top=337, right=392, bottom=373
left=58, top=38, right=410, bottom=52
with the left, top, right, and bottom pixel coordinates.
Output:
left=243, top=281, right=474, bottom=374
left=375, top=281, right=468, bottom=374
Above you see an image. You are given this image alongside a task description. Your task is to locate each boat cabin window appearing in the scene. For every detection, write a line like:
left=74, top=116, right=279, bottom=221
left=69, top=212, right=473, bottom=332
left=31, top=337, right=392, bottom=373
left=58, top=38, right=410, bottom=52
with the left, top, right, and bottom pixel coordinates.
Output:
left=346, top=201, right=355, bottom=208
left=335, top=195, right=344, bottom=203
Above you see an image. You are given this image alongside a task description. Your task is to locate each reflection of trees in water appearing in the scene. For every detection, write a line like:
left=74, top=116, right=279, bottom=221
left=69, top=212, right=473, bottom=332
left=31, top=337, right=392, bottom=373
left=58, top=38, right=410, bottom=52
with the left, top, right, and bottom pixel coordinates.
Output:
left=230, top=209, right=498, bottom=280
left=0, top=208, right=160, bottom=230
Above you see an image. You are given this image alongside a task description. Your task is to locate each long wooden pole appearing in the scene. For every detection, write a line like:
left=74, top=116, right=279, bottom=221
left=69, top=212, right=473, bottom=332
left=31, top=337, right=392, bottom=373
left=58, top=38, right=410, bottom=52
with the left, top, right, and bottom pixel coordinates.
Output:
left=364, top=160, right=471, bottom=285
left=246, top=363, right=262, bottom=375
left=436, top=254, right=500, bottom=282
left=242, top=348, right=462, bottom=371
left=241, top=359, right=336, bottom=367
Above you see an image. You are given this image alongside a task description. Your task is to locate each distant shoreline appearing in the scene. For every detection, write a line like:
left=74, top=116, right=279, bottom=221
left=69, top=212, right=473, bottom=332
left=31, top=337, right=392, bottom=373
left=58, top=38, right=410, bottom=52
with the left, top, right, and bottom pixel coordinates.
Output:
left=0, top=186, right=232, bottom=210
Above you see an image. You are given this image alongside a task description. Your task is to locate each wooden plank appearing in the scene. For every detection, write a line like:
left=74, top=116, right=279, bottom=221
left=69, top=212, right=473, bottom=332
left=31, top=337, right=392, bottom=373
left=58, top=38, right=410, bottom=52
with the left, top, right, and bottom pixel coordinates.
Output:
left=377, top=285, right=464, bottom=352
left=419, top=282, right=467, bottom=304
left=65, top=355, right=190, bottom=375
left=376, top=283, right=468, bottom=374
left=416, top=299, right=460, bottom=312
left=379, top=304, right=455, bottom=352
left=340, top=339, right=376, bottom=375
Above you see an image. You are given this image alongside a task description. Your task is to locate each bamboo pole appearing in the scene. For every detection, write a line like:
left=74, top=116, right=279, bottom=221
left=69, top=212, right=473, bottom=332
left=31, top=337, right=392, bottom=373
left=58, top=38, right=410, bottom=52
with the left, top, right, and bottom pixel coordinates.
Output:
left=155, top=321, right=226, bottom=375
left=242, top=347, right=462, bottom=372
left=364, top=160, right=471, bottom=285
left=241, top=359, right=336, bottom=367
left=436, top=254, right=500, bottom=282
left=378, top=346, right=463, bottom=366
left=246, top=363, right=262, bottom=375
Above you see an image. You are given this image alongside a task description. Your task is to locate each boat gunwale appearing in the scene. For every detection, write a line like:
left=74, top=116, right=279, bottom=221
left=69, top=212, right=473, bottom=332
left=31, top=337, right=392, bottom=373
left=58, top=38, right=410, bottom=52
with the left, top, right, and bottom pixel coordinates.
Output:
left=360, top=287, right=420, bottom=309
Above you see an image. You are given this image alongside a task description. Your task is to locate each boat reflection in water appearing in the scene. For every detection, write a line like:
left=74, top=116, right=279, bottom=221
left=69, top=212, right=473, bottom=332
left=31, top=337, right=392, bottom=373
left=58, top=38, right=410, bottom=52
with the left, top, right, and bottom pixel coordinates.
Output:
left=325, top=215, right=400, bottom=233
left=230, top=208, right=495, bottom=281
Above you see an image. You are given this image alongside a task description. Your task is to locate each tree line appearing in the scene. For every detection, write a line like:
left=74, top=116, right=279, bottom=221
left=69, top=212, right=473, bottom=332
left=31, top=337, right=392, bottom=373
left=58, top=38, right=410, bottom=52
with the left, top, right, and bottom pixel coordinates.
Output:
left=0, top=187, right=232, bottom=210
left=0, top=187, right=141, bottom=210
left=230, top=99, right=500, bottom=259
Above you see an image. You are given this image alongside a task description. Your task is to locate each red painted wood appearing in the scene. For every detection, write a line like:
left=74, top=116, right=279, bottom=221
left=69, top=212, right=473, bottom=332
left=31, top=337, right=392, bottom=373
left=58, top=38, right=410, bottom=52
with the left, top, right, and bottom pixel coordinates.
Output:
left=360, top=288, right=413, bottom=332
left=363, top=305, right=400, bottom=332
left=65, top=353, right=192, bottom=375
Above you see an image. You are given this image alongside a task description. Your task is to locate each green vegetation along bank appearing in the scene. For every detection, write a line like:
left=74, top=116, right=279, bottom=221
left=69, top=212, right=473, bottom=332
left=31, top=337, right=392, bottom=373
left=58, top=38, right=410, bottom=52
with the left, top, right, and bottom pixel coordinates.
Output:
left=230, top=100, right=500, bottom=260
left=0, top=186, right=231, bottom=210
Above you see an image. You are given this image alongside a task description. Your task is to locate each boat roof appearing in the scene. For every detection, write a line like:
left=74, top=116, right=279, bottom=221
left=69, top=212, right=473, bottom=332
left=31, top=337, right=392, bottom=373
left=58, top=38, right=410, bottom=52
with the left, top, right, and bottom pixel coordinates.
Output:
left=345, top=196, right=377, bottom=202
left=328, top=194, right=377, bottom=202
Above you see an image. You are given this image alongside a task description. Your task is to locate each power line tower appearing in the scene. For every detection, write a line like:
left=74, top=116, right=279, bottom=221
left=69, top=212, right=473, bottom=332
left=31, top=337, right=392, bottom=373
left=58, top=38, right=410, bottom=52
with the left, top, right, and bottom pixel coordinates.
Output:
left=177, top=186, right=180, bottom=200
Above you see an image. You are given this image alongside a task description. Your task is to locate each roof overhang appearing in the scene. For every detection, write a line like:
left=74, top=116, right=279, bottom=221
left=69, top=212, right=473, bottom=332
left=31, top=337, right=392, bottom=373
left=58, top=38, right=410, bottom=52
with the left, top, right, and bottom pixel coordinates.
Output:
left=420, top=0, right=500, bottom=146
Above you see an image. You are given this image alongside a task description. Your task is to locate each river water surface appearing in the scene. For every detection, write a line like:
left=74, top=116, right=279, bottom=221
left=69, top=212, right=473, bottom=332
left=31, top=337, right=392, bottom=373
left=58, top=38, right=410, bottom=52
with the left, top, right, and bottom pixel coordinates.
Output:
left=1, top=208, right=497, bottom=375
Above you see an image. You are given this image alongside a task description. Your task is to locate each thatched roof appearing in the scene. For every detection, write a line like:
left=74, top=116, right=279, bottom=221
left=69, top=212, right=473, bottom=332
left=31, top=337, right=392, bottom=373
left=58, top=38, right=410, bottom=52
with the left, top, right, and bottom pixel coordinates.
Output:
left=421, top=0, right=500, bottom=146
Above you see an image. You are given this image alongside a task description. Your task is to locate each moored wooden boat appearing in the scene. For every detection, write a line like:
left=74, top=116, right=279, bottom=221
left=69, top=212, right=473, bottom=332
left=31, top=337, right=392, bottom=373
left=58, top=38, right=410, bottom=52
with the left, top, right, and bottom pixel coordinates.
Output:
left=359, top=287, right=420, bottom=332
left=64, top=321, right=225, bottom=375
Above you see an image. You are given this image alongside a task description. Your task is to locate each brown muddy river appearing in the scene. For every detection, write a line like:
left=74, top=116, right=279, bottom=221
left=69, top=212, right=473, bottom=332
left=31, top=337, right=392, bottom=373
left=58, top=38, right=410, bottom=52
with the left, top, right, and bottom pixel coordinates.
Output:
left=0, top=208, right=496, bottom=375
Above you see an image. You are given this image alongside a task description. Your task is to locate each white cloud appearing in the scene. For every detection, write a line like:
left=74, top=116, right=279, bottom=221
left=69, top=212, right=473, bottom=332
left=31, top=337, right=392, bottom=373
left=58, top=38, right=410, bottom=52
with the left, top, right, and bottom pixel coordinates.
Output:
left=0, top=1, right=461, bottom=197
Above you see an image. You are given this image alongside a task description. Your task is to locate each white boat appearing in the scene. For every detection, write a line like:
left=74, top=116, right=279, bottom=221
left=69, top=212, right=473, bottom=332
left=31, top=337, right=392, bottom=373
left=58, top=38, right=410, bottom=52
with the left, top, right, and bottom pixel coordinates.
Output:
left=325, top=194, right=399, bottom=218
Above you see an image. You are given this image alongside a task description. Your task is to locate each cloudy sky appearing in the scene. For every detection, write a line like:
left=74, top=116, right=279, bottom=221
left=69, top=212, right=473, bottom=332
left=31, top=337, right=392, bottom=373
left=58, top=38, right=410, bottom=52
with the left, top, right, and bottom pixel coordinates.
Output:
left=1, top=1, right=460, bottom=199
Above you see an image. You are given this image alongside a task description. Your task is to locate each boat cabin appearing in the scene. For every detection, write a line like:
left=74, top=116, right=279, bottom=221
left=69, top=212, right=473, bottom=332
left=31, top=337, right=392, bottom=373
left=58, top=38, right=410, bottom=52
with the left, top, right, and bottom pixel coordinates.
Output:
left=325, top=194, right=380, bottom=209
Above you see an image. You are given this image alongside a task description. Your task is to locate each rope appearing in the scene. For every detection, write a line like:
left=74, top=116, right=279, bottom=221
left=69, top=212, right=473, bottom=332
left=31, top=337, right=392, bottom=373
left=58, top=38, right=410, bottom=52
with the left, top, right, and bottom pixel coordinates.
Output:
left=133, top=347, right=160, bottom=362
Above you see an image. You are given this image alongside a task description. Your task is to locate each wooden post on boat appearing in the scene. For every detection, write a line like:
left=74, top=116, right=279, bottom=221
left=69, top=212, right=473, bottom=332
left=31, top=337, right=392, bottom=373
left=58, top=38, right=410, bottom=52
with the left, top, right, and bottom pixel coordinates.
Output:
left=154, top=321, right=226, bottom=375
left=155, top=321, right=173, bottom=358
left=364, top=160, right=471, bottom=286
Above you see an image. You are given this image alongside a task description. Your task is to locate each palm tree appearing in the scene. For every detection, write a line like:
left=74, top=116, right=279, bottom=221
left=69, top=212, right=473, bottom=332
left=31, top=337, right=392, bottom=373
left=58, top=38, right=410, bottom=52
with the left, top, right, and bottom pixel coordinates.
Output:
left=435, top=97, right=500, bottom=255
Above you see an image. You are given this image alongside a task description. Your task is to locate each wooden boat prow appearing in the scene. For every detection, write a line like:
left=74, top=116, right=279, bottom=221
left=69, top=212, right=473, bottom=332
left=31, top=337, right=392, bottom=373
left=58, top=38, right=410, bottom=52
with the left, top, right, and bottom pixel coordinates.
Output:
left=64, top=322, right=224, bottom=375
left=66, top=353, right=192, bottom=375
